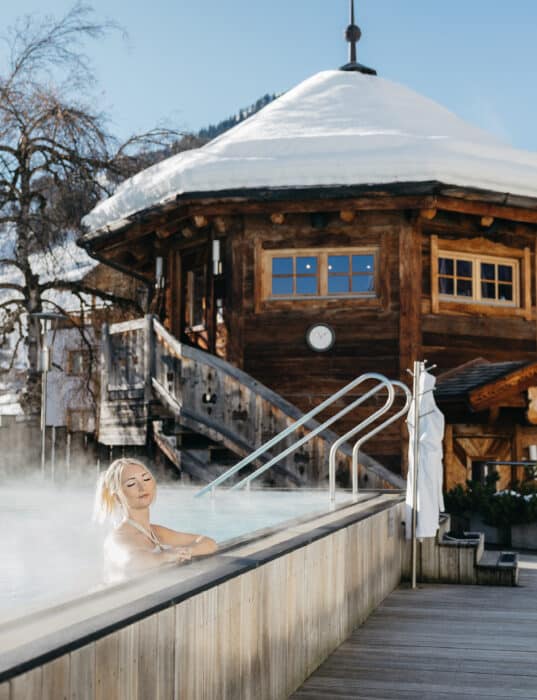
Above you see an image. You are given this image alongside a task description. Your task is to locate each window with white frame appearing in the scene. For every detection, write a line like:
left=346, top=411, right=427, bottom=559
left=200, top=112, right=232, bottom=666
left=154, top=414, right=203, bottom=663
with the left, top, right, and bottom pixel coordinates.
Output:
left=437, top=252, right=519, bottom=306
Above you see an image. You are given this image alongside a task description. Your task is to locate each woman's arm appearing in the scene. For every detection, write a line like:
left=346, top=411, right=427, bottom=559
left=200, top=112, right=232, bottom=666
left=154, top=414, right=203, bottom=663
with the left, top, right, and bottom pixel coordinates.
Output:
left=153, top=524, right=218, bottom=556
left=105, top=532, right=191, bottom=575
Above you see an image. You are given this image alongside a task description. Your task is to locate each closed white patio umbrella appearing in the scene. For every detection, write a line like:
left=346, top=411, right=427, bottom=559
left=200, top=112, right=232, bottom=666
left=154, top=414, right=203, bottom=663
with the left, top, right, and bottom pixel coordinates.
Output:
left=405, top=364, right=445, bottom=546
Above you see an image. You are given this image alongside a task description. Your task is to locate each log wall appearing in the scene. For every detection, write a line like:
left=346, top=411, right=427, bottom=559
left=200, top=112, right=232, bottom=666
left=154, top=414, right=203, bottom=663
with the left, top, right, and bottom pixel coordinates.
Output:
left=0, top=497, right=405, bottom=700
left=421, top=215, right=537, bottom=369
left=239, top=211, right=405, bottom=465
left=161, top=205, right=537, bottom=480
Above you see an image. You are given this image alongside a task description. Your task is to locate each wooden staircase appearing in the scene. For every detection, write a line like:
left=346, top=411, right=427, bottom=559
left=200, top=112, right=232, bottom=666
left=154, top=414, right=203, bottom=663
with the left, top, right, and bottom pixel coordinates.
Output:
left=98, top=316, right=405, bottom=488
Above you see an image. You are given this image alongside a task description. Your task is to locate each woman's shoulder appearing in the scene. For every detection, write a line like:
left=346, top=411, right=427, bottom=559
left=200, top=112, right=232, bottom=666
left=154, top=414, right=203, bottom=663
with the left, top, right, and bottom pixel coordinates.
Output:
left=105, top=522, right=138, bottom=547
left=151, top=523, right=178, bottom=538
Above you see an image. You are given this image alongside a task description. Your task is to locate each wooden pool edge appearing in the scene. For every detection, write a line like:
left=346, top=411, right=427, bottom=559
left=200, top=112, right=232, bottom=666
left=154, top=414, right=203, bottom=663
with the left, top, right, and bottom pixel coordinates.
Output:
left=1, top=492, right=405, bottom=698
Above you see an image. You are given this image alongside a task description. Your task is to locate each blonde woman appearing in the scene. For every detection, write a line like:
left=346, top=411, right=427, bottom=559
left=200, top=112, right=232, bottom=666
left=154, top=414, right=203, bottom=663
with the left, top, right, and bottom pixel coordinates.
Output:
left=94, top=458, right=217, bottom=581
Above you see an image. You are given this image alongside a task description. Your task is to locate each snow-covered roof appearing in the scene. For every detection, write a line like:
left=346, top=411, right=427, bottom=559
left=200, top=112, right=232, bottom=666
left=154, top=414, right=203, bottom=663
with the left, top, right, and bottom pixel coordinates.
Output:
left=83, top=69, right=537, bottom=234
left=0, top=237, right=99, bottom=374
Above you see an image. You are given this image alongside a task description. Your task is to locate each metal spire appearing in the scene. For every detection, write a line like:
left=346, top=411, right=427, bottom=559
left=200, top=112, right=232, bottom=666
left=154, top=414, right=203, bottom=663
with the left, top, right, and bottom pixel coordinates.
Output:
left=340, top=0, right=377, bottom=75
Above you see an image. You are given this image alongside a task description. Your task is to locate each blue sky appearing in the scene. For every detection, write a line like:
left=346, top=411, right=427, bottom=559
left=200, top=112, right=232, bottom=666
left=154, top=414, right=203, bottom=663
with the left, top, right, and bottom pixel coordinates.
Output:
left=3, top=1, right=537, bottom=150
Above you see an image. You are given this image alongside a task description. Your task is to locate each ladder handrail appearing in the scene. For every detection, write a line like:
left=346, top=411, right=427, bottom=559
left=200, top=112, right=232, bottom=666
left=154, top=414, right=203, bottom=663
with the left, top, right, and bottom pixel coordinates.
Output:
left=195, top=372, right=393, bottom=497
left=327, top=382, right=396, bottom=502
left=231, top=379, right=394, bottom=492
left=350, top=381, right=412, bottom=499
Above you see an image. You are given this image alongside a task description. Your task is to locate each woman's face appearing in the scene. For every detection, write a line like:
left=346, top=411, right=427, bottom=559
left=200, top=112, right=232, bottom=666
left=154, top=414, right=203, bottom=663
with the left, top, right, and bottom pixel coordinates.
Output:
left=119, top=463, right=156, bottom=512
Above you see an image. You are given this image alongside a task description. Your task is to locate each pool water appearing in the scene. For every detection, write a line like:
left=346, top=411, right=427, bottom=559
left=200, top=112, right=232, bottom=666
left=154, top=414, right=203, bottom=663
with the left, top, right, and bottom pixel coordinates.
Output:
left=1, top=482, right=351, bottom=620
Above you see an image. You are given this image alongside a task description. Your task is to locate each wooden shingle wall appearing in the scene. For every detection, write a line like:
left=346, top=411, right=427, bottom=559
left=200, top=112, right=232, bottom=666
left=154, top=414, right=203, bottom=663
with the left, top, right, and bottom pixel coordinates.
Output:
left=1, top=502, right=404, bottom=700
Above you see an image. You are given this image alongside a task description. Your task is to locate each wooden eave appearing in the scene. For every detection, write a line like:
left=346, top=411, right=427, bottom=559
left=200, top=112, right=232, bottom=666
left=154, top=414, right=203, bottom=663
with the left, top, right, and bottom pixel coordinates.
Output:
left=78, top=180, right=537, bottom=257
left=469, top=362, right=537, bottom=412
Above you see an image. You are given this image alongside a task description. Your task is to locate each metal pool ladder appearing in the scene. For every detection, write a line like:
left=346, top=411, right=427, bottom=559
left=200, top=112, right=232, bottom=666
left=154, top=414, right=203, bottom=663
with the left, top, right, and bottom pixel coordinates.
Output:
left=195, top=373, right=411, bottom=502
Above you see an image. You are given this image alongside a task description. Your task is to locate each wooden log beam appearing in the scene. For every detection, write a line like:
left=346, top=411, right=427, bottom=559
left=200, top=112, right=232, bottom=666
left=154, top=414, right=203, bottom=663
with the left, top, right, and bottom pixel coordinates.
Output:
left=469, top=362, right=537, bottom=412
left=213, top=216, right=230, bottom=234
left=270, top=212, right=286, bottom=225
left=453, top=438, right=469, bottom=468
left=193, top=215, right=209, bottom=229
left=526, top=387, right=537, bottom=424
left=420, top=208, right=437, bottom=220
left=184, top=194, right=436, bottom=219
left=339, top=210, right=356, bottom=223
left=181, top=226, right=195, bottom=239
left=435, top=195, right=537, bottom=225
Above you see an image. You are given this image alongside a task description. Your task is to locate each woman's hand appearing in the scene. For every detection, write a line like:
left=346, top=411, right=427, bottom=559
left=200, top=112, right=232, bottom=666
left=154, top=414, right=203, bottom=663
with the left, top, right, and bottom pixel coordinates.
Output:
left=174, top=547, right=192, bottom=563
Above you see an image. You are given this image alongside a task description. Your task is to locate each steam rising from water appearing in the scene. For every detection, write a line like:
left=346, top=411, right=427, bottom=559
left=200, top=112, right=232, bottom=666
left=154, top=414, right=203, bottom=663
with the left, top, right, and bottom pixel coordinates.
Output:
left=1, top=478, right=344, bottom=622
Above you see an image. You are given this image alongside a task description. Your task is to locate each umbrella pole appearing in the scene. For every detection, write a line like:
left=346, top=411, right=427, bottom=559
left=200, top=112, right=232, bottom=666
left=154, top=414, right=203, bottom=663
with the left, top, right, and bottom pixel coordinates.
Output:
left=411, top=360, right=423, bottom=590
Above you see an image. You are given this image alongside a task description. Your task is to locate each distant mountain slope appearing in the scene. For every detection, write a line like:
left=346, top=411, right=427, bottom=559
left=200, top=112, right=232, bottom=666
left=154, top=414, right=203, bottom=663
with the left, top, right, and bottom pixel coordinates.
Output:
left=197, top=94, right=277, bottom=141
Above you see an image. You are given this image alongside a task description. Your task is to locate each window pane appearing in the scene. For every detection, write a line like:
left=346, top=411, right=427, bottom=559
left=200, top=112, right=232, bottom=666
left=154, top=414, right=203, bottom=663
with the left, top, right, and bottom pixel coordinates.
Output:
left=498, top=265, right=513, bottom=282
left=352, top=255, right=374, bottom=273
left=481, top=263, right=495, bottom=281
left=296, top=277, right=317, bottom=295
left=328, top=255, right=349, bottom=273
left=352, top=275, right=374, bottom=293
left=481, top=281, right=496, bottom=299
left=272, top=277, right=293, bottom=295
left=498, top=284, right=513, bottom=301
left=272, top=257, right=293, bottom=275
left=296, top=256, right=317, bottom=274
left=439, top=258, right=453, bottom=275
left=439, top=277, right=454, bottom=295
left=328, top=276, right=350, bottom=294
left=457, top=279, right=473, bottom=297
left=457, top=260, right=473, bottom=278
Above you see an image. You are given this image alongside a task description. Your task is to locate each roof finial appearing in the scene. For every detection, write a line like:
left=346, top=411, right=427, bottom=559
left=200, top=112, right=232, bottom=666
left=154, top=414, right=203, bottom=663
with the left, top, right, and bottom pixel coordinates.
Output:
left=340, top=0, right=377, bottom=75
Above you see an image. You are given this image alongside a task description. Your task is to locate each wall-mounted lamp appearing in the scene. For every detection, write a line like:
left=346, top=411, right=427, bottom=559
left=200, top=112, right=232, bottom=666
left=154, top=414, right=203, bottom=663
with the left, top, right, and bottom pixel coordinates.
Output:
left=212, top=240, right=222, bottom=276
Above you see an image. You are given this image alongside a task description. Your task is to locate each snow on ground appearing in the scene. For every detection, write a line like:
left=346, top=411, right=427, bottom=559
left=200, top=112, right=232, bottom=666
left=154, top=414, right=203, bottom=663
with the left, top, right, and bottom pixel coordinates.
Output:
left=0, top=382, right=23, bottom=416
left=83, top=70, right=537, bottom=233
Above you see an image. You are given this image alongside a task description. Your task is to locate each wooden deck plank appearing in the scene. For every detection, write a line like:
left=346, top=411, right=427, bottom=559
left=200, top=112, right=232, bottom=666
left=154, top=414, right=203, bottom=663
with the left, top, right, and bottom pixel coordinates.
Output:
left=291, top=558, right=537, bottom=700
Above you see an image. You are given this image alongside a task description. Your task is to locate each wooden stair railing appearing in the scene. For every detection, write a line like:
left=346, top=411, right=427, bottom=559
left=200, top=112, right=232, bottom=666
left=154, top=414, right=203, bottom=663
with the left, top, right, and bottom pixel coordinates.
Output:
left=98, top=315, right=405, bottom=488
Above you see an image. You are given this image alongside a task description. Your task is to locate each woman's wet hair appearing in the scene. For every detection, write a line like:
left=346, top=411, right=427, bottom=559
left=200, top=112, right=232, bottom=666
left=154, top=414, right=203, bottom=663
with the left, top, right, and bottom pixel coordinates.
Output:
left=93, top=458, right=151, bottom=523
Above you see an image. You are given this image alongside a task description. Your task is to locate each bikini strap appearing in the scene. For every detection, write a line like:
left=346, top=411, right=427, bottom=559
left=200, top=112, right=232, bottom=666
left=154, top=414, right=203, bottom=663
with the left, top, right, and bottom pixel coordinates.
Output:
left=125, top=518, right=161, bottom=546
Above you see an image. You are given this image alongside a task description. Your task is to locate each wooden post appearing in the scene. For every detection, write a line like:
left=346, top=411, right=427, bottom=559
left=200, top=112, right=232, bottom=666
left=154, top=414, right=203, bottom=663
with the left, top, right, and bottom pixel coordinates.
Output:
left=430, top=234, right=439, bottom=314
left=535, top=239, right=537, bottom=351
left=523, top=247, right=532, bottom=321
left=399, top=216, right=422, bottom=379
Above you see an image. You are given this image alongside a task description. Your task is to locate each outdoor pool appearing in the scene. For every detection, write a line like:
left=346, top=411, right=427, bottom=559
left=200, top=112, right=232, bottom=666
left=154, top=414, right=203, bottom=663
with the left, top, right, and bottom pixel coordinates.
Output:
left=1, top=480, right=355, bottom=621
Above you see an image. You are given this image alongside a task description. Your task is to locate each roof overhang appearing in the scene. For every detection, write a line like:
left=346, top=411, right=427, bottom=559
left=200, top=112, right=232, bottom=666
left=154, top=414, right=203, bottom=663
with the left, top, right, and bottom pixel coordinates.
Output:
left=78, top=180, right=537, bottom=255
left=469, top=363, right=537, bottom=412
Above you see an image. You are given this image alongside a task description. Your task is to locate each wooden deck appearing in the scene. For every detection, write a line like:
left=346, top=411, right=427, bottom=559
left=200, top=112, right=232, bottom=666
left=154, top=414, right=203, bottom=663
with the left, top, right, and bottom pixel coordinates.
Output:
left=291, top=553, right=537, bottom=700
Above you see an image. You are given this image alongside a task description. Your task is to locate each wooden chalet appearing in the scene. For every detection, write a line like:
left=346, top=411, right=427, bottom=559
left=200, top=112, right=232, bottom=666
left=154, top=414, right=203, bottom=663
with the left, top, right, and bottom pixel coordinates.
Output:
left=436, top=359, right=537, bottom=491
left=79, top=18, right=537, bottom=490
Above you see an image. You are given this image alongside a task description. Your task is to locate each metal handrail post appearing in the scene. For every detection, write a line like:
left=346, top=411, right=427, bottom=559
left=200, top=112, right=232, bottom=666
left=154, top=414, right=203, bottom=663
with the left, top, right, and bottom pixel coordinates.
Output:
left=195, top=372, right=393, bottom=497
left=232, top=379, right=392, bottom=491
left=328, top=380, right=394, bottom=503
left=351, top=381, right=412, bottom=498
left=411, top=360, right=424, bottom=590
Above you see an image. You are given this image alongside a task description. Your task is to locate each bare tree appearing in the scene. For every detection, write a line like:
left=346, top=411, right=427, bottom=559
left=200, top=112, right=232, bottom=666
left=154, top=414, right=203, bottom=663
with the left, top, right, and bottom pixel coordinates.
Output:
left=0, top=3, right=181, bottom=412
